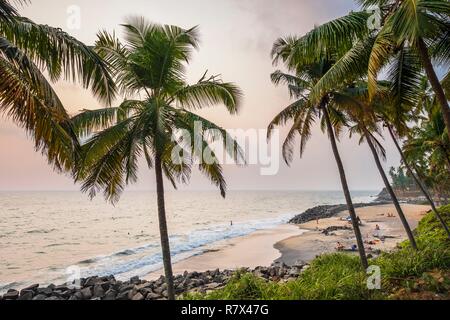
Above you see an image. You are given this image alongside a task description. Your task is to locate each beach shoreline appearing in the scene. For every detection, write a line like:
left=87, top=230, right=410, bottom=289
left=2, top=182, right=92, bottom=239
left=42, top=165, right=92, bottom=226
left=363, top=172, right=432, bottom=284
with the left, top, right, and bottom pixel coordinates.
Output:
left=0, top=202, right=433, bottom=300
left=146, top=203, right=431, bottom=279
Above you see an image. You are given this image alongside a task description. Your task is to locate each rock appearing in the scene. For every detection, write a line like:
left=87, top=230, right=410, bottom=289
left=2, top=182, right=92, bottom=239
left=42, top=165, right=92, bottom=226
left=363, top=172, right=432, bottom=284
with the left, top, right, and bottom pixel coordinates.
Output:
left=32, top=294, right=48, bottom=300
left=72, top=291, right=83, bottom=300
left=84, top=276, right=100, bottom=287
left=4, top=289, right=19, bottom=300
left=54, top=284, right=69, bottom=291
left=61, top=290, right=73, bottom=299
left=80, top=287, right=92, bottom=300
left=45, top=296, right=60, bottom=301
left=132, top=292, right=144, bottom=301
left=130, top=276, right=140, bottom=284
left=37, top=287, right=53, bottom=295
left=104, top=289, right=117, bottom=300
left=22, top=284, right=39, bottom=292
left=135, top=282, right=152, bottom=292
left=18, top=291, right=33, bottom=301
left=93, top=284, right=105, bottom=298
left=145, top=292, right=161, bottom=300
left=116, top=290, right=130, bottom=300
left=47, top=283, right=56, bottom=290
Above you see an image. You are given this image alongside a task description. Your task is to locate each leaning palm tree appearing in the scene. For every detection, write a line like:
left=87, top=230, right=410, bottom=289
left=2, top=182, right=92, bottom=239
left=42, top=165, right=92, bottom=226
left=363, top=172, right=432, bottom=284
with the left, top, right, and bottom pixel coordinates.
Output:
left=267, top=58, right=369, bottom=269
left=72, top=18, right=243, bottom=300
left=332, top=83, right=419, bottom=249
left=378, top=74, right=450, bottom=238
left=0, top=0, right=116, bottom=171
left=358, top=0, right=450, bottom=140
left=284, top=1, right=450, bottom=140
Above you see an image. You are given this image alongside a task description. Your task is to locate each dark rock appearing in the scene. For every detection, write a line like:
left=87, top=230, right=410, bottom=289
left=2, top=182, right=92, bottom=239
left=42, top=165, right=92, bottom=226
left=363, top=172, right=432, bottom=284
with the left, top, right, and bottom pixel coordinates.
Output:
left=37, top=287, right=53, bottom=295
left=18, top=291, right=33, bottom=300
left=93, top=284, right=105, bottom=298
left=73, top=291, right=83, bottom=300
left=45, top=296, right=60, bottom=301
left=22, top=284, right=39, bottom=292
left=4, top=289, right=19, bottom=300
left=84, top=276, right=100, bottom=287
left=116, top=290, right=130, bottom=300
left=32, top=294, right=47, bottom=300
left=104, top=289, right=117, bottom=300
left=288, top=202, right=388, bottom=224
left=130, top=276, right=140, bottom=284
left=80, top=287, right=92, bottom=300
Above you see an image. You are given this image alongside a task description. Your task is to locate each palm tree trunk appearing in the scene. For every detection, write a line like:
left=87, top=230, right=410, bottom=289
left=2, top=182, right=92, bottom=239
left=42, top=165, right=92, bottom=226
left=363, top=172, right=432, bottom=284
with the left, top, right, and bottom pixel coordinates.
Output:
left=154, top=152, right=176, bottom=300
left=362, top=126, right=418, bottom=250
left=322, top=105, right=368, bottom=269
left=387, top=124, right=450, bottom=239
left=416, top=37, right=450, bottom=141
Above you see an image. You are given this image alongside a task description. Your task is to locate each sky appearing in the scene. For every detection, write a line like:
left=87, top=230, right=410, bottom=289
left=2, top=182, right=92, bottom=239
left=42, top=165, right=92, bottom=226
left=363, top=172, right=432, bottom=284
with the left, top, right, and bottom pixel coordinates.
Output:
left=0, top=0, right=402, bottom=192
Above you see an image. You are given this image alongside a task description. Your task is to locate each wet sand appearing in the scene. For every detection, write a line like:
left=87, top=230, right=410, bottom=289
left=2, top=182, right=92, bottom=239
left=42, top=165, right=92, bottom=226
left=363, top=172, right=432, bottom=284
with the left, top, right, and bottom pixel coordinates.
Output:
left=146, top=224, right=304, bottom=280
left=147, top=204, right=430, bottom=279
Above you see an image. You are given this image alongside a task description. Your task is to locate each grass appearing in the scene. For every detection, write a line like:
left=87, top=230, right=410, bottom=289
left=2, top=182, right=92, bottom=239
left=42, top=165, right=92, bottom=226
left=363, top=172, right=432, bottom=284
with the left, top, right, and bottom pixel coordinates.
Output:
left=182, top=206, right=450, bottom=300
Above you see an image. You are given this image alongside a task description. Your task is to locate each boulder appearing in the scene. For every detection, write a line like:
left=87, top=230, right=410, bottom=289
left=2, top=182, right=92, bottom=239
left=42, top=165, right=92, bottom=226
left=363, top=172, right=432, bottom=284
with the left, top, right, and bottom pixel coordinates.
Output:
left=80, top=287, right=92, bottom=300
left=132, top=292, right=144, bottom=301
left=3, top=289, right=19, bottom=300
left=32, top=294, right=47, bottom=300
left=93, top=284, right=105, bottom=298
left=104, top=289, right=117, bottom=300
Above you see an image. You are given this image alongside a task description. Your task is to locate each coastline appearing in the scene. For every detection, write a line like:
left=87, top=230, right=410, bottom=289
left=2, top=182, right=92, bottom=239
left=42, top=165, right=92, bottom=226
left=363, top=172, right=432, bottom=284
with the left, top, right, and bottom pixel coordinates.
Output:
left=1, top=202, right=433, bottom=300
left=147, top=203, right=431, bottom=279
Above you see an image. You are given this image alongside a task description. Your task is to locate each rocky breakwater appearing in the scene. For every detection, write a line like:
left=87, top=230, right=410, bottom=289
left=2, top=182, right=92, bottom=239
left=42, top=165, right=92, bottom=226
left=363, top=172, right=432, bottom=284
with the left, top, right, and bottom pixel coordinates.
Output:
left=288, top=202, right=388, bottom=225
left=0, top=263, right=308, bottom=300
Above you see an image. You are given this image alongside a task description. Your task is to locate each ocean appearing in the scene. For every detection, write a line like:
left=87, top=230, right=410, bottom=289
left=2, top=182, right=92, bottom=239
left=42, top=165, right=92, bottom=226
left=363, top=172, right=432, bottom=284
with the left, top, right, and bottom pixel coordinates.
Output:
left=0, top=190, right=376, bottom=292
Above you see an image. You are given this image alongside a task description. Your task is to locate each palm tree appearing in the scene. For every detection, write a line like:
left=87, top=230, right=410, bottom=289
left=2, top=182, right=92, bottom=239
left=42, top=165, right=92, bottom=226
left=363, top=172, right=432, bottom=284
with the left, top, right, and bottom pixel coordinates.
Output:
left=332, top=83, right=419, bottom=249
left=267, top=58, right=369, bottom=269
left=378, top=74, right=450, bottom=238
left=284, top=1, right=449, bottom=141
left=72, top=18, right=243, bottom=300
left=357, top=0, right=450, bottom=140
left=0, top=0, right=116, bottom=171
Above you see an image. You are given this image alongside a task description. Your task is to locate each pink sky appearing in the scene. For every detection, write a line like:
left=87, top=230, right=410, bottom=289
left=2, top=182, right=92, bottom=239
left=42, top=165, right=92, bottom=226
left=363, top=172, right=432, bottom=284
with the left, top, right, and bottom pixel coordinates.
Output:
left=0, top=0, right=400, bottom=192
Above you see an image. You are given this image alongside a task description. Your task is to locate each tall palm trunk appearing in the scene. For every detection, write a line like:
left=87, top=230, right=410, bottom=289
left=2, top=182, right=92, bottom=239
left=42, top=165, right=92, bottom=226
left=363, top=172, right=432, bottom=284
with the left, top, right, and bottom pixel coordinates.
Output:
left=387, top=125, right=450, bottom=239
left=322, top=105, right=368, bottom=269
left=361, top=126, right=418, bottom=250
left=416, top=37, right=450, bottom=141
left=154, top=152, right=176, bottom=300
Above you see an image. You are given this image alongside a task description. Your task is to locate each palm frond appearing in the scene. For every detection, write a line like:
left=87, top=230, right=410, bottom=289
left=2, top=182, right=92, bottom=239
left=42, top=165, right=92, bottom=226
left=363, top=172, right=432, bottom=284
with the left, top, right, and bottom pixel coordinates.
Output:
left=0, top=17, right=117, bottom=104
left=174, top=76, right=243, bottom=114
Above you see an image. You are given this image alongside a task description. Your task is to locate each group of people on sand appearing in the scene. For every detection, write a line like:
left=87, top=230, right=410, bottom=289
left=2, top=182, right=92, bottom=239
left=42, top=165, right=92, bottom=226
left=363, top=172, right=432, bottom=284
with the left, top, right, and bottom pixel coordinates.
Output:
left=334, top=216, right=387, bottom=253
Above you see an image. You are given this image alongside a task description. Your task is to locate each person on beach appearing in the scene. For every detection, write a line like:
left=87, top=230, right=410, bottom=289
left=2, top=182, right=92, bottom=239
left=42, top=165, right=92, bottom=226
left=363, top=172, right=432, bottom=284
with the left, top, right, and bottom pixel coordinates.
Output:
left=335, top=242, right=345, bottom=251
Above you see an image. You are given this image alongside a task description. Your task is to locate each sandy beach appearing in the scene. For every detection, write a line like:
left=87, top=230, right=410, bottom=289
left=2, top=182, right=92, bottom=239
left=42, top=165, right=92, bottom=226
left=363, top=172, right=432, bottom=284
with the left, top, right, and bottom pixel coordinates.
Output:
left=147, top=203, right=431, bottom=279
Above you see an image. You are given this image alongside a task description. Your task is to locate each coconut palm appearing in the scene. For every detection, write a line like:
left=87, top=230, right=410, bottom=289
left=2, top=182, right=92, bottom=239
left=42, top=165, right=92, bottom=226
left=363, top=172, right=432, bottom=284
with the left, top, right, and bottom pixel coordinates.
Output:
left=378, top=74, right=450, bottom=238
left=0, top=0, right=116, bottom=171
left=332, top=83, right=419, bottom=249
left=358, top=0, right=450, bottom=139
left=72, top=18, right=243, bottom=300
left=268, top=57, right=369, bottom=269
left=283, top=1, right=450, bottom=141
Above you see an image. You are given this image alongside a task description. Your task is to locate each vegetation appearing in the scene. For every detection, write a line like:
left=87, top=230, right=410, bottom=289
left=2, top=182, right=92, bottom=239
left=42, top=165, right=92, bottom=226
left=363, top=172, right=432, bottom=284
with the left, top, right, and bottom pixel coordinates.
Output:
left=0, top=0, right=115, bottom=171
left=72, top=18, right=243, bottom=300
left=183, top=206, right=450, bottom=300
